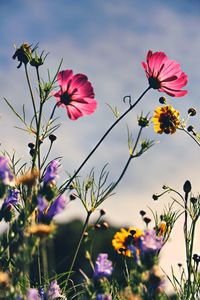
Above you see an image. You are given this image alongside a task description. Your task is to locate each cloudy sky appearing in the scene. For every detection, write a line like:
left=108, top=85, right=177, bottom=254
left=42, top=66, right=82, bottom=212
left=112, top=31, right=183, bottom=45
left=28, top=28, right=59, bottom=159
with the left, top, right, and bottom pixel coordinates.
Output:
left=1, top=0, right=200, bottom=289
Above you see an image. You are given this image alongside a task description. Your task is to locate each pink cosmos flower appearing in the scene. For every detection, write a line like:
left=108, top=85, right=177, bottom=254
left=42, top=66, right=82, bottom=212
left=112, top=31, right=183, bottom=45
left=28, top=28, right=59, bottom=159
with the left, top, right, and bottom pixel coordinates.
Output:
left=142, top=50, right=188, bottom=97
left=52, top=70, right=97, bottom=120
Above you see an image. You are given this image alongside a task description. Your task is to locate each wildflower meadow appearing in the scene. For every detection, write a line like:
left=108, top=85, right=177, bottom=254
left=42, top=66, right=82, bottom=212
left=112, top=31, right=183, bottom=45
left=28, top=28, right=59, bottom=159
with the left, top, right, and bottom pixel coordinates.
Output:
left=0, top=43, right=200, bottom=300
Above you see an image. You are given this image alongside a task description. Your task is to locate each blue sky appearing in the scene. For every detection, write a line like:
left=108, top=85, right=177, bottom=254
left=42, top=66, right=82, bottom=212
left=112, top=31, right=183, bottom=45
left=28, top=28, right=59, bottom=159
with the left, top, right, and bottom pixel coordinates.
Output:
left=1, top=0, right=200, bottom=287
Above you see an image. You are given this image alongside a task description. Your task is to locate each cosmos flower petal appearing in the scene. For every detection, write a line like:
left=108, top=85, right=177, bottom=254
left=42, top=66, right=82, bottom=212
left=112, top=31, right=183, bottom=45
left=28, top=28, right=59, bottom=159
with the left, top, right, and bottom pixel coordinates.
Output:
left=142, top=50, right=188, bottom=97
left=57, top=70, right=73, bottom=92
left=68, top=73, right=89, bottom=92
left=52, top=69, right=97, bottom=120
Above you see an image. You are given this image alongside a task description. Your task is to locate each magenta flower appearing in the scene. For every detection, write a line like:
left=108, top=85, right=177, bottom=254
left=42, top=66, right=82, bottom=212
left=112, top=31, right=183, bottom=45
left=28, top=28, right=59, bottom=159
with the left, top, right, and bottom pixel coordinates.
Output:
left=43, top=160, right=60, bottom=184
left=142, top=50, right=188, bottom=97
left=52, top=70, right=97, bottom=120
left=94, top=253, right=113, bottom=279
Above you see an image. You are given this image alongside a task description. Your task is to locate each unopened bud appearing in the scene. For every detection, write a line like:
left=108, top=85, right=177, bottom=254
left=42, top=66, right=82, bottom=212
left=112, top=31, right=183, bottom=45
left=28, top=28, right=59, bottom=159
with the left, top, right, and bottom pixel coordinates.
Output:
left=94, top=224, right=101, bottom=230
left=190, top=197, right=197, bottom=205
left=139, top=210, right=146, bottom=217
left=159, top=97, right=167, bottom=104
left=69, top=193, right=76, bottom=201
left=152, top=194, right=159, bottom=201
left=49, top=134, right=57, bottom=142
left=188, top=108, right=196, bottom=116
left=28, top=142, right=35, bottom=149
left=183, top=180, right=192, bottom=193
left=187, top=125, right=194, bottom=132
left=143, top=217, right=151, bottom=225
left=100, top=209, right=106, bottom=216
left=101, top=222, right=109, bottom=229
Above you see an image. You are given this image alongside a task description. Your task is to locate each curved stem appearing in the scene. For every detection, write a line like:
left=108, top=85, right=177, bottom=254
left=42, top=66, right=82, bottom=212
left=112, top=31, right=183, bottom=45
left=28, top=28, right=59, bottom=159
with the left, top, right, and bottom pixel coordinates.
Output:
left=179, top=127, right=200, bottom=148
left=64, top=210, right=92, bottom=290
left=61, top=86, right=151, bottom=193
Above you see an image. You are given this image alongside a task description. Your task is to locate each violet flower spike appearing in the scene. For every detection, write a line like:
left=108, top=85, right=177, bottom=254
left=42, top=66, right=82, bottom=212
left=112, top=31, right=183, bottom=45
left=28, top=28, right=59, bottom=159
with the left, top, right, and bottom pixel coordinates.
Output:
left=47, top=280, right=65, bottom=299
left=0, top=156, right=14, bottom=185
left=139, top=229, right=163, bottom=253
left=26, top=288, right=41, bottom=300
left=94, top=253, right=113, bottom=279
left=47, top=195, right=66, bottom=220
left=43, top=160, right=60, bottom=185
left=3, top=189, right=20, bottom=208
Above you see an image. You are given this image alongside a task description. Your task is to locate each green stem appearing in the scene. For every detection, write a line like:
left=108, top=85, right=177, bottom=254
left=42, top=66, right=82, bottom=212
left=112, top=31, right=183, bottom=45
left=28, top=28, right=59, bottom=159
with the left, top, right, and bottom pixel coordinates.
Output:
left=61, top=86, right=151, bottom=193
left=187, top=216, right=198, bottom=298
left=179, top=127, right=200, bottom=148
left=96, top=127, right=143, bottom=206
left=41, top=239, right=49, bottom=287
left=24, top=64, right=38, bottom=127
left=37, top=245, right=42, bottom=287
left=64, top=210, right=92, bottom=290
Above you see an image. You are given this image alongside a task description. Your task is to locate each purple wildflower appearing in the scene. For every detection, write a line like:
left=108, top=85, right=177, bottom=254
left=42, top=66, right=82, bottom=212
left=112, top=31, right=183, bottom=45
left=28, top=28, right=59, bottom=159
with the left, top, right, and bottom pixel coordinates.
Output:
left=47, top=195, right=66, bottom=220
left=3, top=189, right=20, bottom=208
left=94, top=253, right=113, bottom=279
left=139, top=229, right=163, bottom=253
left=47, top=280, right=65, bottom=299
left=37, top=195, right=65, bottom=223
left=96, top=294, right=112, bottom=300
left=43, top=160, right=60, bottom=184
left=37, top=195, right=49, bottom=222
left=27, top=288, right=41, bottom=300
left=0, top=156, right=13, bottom=185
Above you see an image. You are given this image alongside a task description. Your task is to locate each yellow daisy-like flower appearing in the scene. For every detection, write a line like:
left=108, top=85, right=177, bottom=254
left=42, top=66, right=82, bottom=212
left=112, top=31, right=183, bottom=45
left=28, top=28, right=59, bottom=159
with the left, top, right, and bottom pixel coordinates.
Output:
left=26, top=223, right=55, bottom=237
left=152, top=105, right=180, bottom=134
left=112, top=227, right=144, bottom=257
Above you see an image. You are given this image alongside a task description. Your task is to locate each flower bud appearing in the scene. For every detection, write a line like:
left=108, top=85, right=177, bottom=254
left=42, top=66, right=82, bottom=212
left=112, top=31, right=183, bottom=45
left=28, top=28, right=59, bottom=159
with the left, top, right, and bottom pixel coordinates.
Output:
left=187, top=125, right=194, bottom=132
left=152, top=194, right=159, bottom=201
left=139, top=210, right=146, bottom=217
left=102, top=222, right=109, bottom=229
left=95, top=223, right=101, bottom=230
left=12, top=43, right=32, bottom=68
left=159, top=97, right=167, bottom=104
left=49, top=134, right=57, bottom=142
left=183, top=180, right=192, bottom=193
left=138, top=115, right=149, bottom=128
left=143, top=217, right=151, bottom=225
left=69, top=193, right=76, bottom=201
left=28, top=142, right=35, bottom=149
left=100, top=209, right=106, bottom=216
left=190, top=197, right=197, bottom=205
left=188, top=108, right=196, bottom=116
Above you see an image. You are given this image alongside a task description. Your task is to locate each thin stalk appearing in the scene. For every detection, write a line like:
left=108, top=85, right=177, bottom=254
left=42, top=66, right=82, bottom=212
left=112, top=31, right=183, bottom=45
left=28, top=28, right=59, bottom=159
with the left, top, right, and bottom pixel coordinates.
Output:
left=64, top=210, right=92, bottom=290
left=97, top=127, right=143, bottom=205
left=179, top=127, right=200, bottom=148
left=184, top=190, right=190, bottom=297
left=37, top=245, right=42, bottom=287
left=24, top=64, right=38, bottom=127
left=61, top=86, right=151, bottom=193
left=187, top=215, right=198, bottom=298
left=31, top=68, right=45, bottom=171
left=41, top=239, right=49, bottom=287
left=40, top=142, right=53, bottom=169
